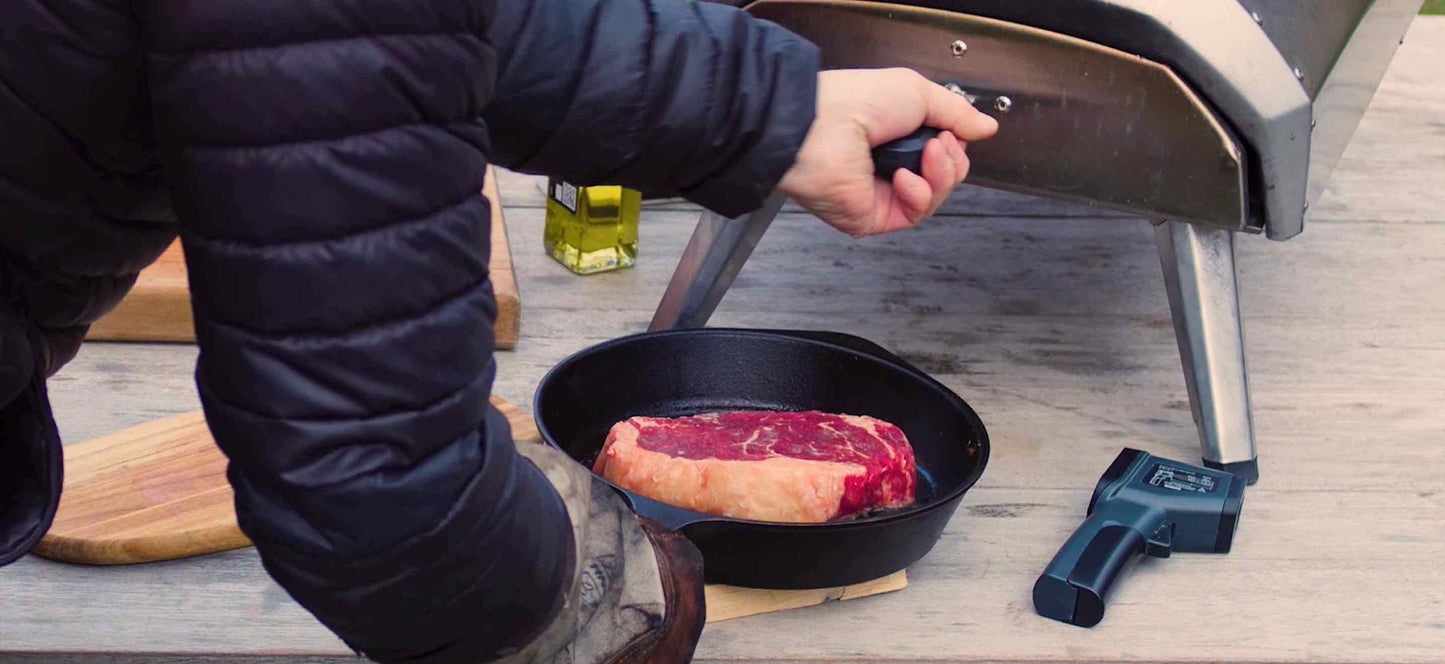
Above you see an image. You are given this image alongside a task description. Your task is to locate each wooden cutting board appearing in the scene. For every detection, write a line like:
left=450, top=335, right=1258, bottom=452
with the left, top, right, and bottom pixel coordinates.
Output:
left=85, top=166, right=522, bottom=349
left=33, top=398, right=906, bottom=623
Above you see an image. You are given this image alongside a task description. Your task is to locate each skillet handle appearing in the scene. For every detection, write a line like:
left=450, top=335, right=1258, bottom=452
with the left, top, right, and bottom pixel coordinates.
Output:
left=871, top=127, right=940, bottom=179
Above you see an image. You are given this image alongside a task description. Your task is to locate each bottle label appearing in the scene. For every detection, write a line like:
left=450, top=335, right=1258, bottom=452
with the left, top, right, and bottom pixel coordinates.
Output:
left=550, top=181, right=578, bottom=214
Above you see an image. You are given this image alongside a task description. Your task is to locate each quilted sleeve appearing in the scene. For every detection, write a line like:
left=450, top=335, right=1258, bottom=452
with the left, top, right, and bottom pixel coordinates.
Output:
left=137, top=2, right=573, bottom=661
left=483, top=0, right=822, bottom=217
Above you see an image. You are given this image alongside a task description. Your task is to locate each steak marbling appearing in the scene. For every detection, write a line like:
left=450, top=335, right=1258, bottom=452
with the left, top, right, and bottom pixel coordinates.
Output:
left=593, top=410, right=915, bottom=523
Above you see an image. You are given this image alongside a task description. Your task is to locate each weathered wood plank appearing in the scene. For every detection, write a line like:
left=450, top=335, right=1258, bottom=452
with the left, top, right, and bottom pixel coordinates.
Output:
left=43, top=344, right=202, bottom=442
left=47, top=310, right=1445, bottom=506
left=499, top=203, right=1445, bottom=325
left=3, top=487, right=1442, bottom=661
left=699, top=491, right=1445, bottom=664
left=1310, top=18, right=1445, bottom=224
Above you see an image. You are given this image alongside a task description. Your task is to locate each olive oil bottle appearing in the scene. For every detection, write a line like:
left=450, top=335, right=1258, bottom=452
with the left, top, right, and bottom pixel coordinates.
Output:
left=543, top=179, right=640, bottom=274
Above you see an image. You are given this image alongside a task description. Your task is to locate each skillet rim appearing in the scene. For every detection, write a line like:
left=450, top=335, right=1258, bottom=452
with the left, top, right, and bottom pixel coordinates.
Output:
left=532, top=327, right=990, bottom=530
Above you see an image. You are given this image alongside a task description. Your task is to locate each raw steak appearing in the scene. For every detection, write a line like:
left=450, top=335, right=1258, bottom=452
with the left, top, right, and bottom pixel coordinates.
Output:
left=592, top=410, right=915, bottom=523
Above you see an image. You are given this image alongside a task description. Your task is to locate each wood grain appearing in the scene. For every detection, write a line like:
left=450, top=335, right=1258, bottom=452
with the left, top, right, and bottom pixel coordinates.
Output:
left=83, top=167, right=523, bottom=349
left=83, top=243, right=192, bottom=343
left=32, top=411, right=240, bottom=565
left=704, top=571, right=907, bottom=623
left=32, top=397, right=540, bottom=565
left=486, top=168, right=522, bottom=348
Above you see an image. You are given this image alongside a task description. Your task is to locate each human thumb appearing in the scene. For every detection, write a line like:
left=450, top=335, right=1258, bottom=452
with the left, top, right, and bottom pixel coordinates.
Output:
left=920, top=78, right=999, bottom=142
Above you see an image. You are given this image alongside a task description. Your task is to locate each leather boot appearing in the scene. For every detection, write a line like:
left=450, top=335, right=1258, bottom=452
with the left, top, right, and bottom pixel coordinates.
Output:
left=505, top=441, right=705, bottom=664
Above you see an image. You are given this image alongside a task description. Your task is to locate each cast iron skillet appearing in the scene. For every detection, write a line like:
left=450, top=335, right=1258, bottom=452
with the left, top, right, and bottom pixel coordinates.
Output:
left=534, top=328, right=989, bottom=589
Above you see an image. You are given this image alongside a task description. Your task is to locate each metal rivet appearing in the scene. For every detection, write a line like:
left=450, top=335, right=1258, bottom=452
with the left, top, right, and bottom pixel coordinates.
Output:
left=1293, top=67, right=1305, bottom=81
left=993, top=96, right=1012, bottom=113
left=951, top=40, right=968, bottom=57
left=1251, top=11, right=1263, bottom=24
left=1311, top=116, right=1317, bottom=129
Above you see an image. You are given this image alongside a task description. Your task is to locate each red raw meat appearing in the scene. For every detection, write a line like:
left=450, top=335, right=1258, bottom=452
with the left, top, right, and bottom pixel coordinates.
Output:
left=592, top=410, right=915, bottom=523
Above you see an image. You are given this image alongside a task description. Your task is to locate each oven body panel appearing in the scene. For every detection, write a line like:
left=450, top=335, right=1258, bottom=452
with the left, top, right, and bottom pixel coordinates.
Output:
left=748, top=0, right=1250, bottom=228
left=746, top=0, right=1419, bottom=239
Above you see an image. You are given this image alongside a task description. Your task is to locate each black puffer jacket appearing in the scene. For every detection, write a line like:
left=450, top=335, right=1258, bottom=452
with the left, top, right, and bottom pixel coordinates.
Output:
left=0, top=0, right=819, bottom=660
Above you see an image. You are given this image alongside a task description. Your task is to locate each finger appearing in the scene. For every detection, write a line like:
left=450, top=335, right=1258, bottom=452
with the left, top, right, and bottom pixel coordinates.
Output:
left=890, top=163, right=934, bottom=228
left=941, top=131, right=968, bottom=184
left=856, top=179, right=906, bottom=237
left=919, top=137, right=956, bottom=218
left=918, top=76, right=999, bottom=142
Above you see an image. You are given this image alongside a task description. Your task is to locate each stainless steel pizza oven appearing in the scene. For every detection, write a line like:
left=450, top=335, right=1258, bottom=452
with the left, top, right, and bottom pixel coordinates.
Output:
left=652, top=0, right=1423, bottom=482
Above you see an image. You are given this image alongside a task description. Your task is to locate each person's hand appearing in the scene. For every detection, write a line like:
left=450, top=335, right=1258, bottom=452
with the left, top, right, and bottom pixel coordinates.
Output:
left=776, top=68, right=999, bottom=238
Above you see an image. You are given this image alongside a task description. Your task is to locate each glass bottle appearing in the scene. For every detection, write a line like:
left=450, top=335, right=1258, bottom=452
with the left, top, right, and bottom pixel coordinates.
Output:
left=543, top=179, right=640, bottom=275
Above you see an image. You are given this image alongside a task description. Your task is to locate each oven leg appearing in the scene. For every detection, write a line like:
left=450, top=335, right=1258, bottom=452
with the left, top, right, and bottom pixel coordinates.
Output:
left=648, top=192, right=787, bottom=331
left=1155, top=220, right=1260, bottom=484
